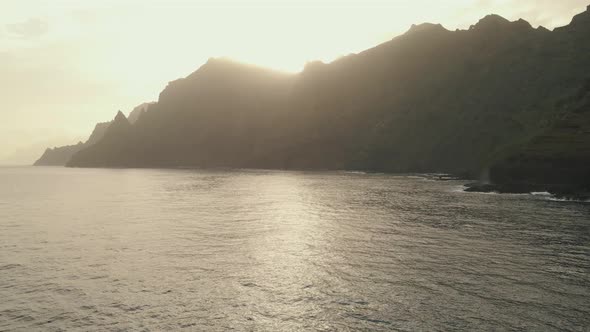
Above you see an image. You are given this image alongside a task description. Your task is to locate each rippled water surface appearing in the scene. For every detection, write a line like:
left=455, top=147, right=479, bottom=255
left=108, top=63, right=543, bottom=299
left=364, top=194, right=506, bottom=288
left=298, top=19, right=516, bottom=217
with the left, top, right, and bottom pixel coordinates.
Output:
left=0, top=166, right=589, bottom=331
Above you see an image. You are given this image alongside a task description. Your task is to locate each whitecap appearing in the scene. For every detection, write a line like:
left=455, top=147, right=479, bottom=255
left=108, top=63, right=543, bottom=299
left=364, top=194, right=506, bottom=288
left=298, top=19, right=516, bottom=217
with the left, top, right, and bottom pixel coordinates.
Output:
left=547, top=197, right=590, bottom=203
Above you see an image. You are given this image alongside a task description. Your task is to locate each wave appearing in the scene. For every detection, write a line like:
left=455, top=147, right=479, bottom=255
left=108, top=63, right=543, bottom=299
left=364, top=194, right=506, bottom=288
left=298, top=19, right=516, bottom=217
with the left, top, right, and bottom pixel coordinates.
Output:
left=344, top=171, right=368, bottom=175
left=451, top=185, right=469, bottom=193
left=460, top=187, right=590, bottom=203
left=547, top=197, right=590, bottom=203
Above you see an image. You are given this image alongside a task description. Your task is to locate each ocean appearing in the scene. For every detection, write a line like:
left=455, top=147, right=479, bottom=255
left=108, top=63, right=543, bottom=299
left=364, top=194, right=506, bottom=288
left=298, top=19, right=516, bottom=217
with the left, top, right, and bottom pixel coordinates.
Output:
left=1, top=166, right=588, bottom=331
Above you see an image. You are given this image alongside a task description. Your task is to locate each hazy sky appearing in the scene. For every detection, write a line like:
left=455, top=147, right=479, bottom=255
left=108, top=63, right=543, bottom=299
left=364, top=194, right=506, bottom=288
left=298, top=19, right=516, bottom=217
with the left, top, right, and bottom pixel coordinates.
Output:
left=1, top=0, right=588, bottom=164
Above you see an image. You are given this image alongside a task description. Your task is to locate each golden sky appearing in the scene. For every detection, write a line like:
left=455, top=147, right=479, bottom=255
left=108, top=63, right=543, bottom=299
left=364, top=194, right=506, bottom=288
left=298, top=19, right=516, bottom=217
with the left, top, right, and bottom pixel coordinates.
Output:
left=1, top=0, right=588, bottom=164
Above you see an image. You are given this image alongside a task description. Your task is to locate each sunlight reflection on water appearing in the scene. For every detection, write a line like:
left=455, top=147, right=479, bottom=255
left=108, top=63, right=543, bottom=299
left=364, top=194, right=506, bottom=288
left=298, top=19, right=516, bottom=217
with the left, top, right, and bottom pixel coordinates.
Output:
left=0, top=167, right=589, bottom=331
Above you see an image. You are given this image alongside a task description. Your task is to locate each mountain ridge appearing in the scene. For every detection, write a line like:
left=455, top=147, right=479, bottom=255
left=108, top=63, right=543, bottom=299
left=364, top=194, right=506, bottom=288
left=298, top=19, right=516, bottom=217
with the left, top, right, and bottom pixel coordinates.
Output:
left=55, top=6, right=590, bottom=195
left=33, top=103, right=152, bottom=166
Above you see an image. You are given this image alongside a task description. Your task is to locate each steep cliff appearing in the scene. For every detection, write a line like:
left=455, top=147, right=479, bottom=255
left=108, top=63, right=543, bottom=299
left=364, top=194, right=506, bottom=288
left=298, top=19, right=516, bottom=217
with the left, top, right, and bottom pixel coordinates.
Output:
left=34, top=104, right=151, bottom=166
left=66, top=7, right=590, bottom=194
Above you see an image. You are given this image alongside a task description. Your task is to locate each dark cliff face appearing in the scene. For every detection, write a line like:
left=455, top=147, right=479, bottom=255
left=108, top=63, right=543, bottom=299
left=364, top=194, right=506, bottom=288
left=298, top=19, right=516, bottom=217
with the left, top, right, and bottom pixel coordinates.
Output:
left=69, top=59, right=296, bottom=168
left=67, top=111, right=135, bottom=167
left=85, top=122, right=111, bottom=145
left=34, top=104, right=151, bottom=166
left=66, top=6, right=590, bottom=187
left=490, top=79, right=590, bottom=191
left=487, top=7, right=590, bottom=191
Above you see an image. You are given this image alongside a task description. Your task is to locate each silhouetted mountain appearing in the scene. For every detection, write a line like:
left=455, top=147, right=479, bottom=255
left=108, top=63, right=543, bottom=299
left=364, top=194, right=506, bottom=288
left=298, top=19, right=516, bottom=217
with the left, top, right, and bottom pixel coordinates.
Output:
left=127, top=102, right=154, bottom=124
left=33, top=142, right=85, bottom=166
left=34, top=104, right=150, bottom=166
left=33, top=121, right=110, bottom=166
left=67, top=111, right=136, bottom=167
left=67, top=7, right=590, bottom=194
left=68, top=59, right=294, bottom=167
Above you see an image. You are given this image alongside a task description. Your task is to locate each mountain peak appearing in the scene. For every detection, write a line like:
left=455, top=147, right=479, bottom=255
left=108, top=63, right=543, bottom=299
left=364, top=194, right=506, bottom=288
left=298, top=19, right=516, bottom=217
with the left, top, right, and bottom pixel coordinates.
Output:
left=514, top=18, right=533, bottom=29
left=114, top=110, right=128, bottom=122
left=469, top=14, right=534, bottom=32
left=204, top=57, right=236, bottom=67
left=201, top=57, right=267, bottom=71
left=476, top=14, right=510, bottom=26
left=569, top=4, right=590, bottom=26
left=108, top=110, right=131, bottom=134
left=554, top=5, right=590, bottom=32
left=303, top=60, right=327, bottom=71
left=407, top=23, right=447, bottom=34
left=185, top=57, right=286, bottom=82
left=128, top=102, right=154, bottom=124
left=91, top=110, right=132, bottom=149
